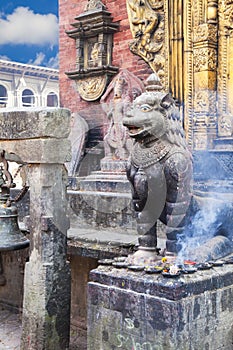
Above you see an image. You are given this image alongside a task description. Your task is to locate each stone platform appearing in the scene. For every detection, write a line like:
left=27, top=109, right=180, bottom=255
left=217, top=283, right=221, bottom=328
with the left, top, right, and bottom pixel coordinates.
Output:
left=68, top=157, right=137, bottom=230
left=88, top=262, right=233, bottom=350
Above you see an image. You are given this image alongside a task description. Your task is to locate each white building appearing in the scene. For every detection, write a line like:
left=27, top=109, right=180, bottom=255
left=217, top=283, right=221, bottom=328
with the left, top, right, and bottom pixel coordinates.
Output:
left=0, top=59, right=59, bottom=108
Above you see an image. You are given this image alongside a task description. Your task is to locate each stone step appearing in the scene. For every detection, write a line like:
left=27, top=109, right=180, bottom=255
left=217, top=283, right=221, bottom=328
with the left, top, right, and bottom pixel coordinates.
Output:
left=100, top=158, right=128, bottom=172
left=79, top=171, right=131, bottom=192
left=85, top=170, right=129, bottom=180
left=79, top=179, right=131, bottom=192
left=68, top=189, right=132, bottom=199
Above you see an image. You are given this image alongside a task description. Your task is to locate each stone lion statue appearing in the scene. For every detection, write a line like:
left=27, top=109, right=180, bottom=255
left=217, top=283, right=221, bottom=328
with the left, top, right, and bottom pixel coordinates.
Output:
left=123, top=74, right=193, bottom=264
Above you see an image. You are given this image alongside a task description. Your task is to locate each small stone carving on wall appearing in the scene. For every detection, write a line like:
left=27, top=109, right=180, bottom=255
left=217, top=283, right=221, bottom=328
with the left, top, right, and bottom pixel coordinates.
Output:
left=86, top=0, right=105, bottom=11
left=194, top=90, right=217, bottom=115
left=101, top=69, right=144, bottom=161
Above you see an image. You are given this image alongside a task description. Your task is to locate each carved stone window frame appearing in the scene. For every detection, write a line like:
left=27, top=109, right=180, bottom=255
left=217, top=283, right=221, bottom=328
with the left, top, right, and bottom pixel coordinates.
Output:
left=65, top=2, right=119, bottom=101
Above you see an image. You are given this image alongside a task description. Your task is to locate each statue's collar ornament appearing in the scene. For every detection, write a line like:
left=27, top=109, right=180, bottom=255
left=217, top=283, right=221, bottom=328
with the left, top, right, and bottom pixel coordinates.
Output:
left=131, top=139, right=172, bottom=168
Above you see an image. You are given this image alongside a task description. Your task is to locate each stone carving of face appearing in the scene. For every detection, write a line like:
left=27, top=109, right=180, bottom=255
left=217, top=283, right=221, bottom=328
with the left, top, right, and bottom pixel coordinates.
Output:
left=123, top=92, right=168, bottom=140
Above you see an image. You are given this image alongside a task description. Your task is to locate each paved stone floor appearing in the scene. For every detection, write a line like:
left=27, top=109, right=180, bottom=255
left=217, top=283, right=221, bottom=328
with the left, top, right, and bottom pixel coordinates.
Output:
left=0, top=306, right=21, bottom=350
left=0, top=306, right=85, bottom=350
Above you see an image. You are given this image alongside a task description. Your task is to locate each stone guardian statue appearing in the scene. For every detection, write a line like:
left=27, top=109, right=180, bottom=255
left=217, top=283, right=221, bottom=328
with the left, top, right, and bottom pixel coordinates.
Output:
left=123, top=73, right=193, bottom=264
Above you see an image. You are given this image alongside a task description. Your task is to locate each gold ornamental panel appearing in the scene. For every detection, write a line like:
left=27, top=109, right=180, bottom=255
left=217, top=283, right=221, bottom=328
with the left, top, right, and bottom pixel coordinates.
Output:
left=126, top=0, right=165, bottom=84
left=77, top=75, right=108, bottom=101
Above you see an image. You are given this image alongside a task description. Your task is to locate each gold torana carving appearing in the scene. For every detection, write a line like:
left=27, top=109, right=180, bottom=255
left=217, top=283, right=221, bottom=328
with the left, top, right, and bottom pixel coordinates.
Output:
left=126, top=0, right=165, bottom=83
left=193, top=47, right=218, bottom=72
left=147, top=0, right=163, bottom=9
left=77, top=76, right=107, bottom=101
left=90, top=42, right=100, bottom=67
left=192, top=1, right=201, bottom=27
left=125, top=0, right=233, bottom=146
left=218, top=0, right=233, bottom=136
left=193, top=24, right=218, bottom=43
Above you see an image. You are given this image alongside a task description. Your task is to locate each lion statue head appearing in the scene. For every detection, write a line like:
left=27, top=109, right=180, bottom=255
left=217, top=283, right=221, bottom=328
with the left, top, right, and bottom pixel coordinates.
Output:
left=123, top=89, right=188, bottom=151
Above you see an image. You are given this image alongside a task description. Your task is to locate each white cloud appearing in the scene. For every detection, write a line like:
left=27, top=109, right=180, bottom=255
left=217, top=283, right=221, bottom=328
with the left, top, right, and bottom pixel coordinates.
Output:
left=27, top=52, right=59, bottom=69
left=0, top=55, right=11, bottom=61
left=29, top=52, right=46, bottom=66
left=0, top=7, right=58, bottom=46
left=47, top=53, right=59, bottom=69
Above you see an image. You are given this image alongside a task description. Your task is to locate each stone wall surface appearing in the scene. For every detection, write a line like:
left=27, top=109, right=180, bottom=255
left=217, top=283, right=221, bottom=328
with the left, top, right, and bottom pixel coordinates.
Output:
left=88, top=265, right=233, bottom=350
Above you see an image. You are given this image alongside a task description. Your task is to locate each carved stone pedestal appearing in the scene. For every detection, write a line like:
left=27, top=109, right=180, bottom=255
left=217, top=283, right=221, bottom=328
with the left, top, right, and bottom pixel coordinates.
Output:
left=88, top=264, right=233, bottom=350
left=69, top=159, right=137, bottom=231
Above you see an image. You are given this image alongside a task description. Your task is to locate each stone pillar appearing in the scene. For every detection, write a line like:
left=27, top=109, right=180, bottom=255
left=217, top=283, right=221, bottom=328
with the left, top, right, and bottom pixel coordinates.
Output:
left=20, top=164, right=71, bottom=350
left=0, top=108, right=71, bottom=350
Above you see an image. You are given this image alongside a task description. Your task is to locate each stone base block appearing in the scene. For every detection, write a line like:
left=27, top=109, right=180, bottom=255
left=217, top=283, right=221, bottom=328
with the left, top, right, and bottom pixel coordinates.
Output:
left=88, top=264, right=233, bottom=350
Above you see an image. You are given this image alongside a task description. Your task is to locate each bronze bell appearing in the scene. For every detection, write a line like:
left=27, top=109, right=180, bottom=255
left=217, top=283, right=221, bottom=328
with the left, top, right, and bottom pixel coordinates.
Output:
left=0, top=153, right=29, bottom=251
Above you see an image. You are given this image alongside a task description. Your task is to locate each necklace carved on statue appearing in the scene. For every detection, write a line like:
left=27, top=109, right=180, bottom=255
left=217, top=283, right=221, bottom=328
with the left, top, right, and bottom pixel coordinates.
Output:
left=131, top=139, right=171, bottom=168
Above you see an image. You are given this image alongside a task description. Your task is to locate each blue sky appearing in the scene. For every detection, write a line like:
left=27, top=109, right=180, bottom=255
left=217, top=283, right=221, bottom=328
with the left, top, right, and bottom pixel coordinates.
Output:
left=0, top=1, right=59, bottom=68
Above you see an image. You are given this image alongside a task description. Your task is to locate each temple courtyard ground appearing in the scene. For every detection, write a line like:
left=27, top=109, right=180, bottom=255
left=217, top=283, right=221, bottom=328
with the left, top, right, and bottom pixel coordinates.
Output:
left=0, top=306, right=81, bottom=350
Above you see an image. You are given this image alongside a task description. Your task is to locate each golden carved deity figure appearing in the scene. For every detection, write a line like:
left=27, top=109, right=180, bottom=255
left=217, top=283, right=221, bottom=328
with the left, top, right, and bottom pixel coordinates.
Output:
left=126, top=0, right=165, bottom=84
left=128, top=0, right=159, bottom=48
left=90, top=42, right=100, bottom=67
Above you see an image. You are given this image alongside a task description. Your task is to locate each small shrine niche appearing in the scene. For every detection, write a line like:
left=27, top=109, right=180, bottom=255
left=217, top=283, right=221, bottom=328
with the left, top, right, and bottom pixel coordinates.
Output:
left=65, top=0, right=119, bottom=101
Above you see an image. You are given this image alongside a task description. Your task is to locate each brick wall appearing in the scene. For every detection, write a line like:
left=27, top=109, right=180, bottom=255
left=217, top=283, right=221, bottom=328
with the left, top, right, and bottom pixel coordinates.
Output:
left=59, top=0, right=152, bottom=120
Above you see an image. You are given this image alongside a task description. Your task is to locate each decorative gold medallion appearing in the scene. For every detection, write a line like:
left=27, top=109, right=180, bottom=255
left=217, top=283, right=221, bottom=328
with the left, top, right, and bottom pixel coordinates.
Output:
left=77, top=75, right=107, bottom=101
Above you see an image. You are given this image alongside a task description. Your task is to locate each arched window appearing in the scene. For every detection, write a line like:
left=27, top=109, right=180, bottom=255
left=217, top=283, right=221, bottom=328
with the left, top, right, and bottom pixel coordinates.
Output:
left=22, top=89, right=35, bottom=107
left=0, top=85, right=8, bottom=107
left=47, top=92, right=58, bottom=107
